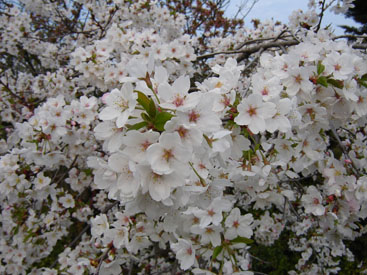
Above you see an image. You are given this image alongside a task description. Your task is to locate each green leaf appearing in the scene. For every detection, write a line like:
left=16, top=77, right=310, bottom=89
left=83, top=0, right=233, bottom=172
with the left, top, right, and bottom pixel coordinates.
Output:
left=83, top=168, right=93, bottom=176
left=231, top=236, right=254, bottom=245
left=11, top=225, right=20, bottom=235
left=212, top=245, right=223, bottom=260
left=316, top=76, right=328, bottom=87
left=360, top=73, right=367, bottom=82
left=357, top=74, right=367, bottom=88
left=254, top=144, right=261, bottom=151
left=141, top=113, right=151, bottom=122
left=135, top=91, right=150, bottom=113
left=360, top=81, right=367, bottom=88
left=154, top=111, right=173, bottom=131
left=148, top=98, right=156, bottom=118
left=90, top=52, right=97, bottom=64
left=127, top=121, right=148, bottom=131
left=317, top=61, right=325, bottom=75
left=327, top=78, right=344, bottom=89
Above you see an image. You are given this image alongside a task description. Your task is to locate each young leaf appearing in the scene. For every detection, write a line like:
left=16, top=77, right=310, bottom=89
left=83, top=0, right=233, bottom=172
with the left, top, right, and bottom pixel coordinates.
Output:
left=327, top=78, right=344, bottom=89
left=135, top=91, right=150, bottom=112
left=141, top=113, right=151, bottom=122
left=212, top=245, right=223, bottom=260
left=359, top=81, right=367, bottom=88
left=154, top=111, right=173, bottom=131
left=127, top=121, right=148, bottom=131
left=357, top=74, right=367, bottom=88
left=316, top=76, right=328, bottom=87
left=148, top=98, right=157, bottom=118
left=231, top=236, right=254, bottom=245
left=317, top=61, right=325, bottom=75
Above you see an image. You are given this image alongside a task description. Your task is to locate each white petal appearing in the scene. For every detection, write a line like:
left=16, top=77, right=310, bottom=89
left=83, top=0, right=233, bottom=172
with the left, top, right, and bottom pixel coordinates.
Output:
left=99, top=107, right=118, bottom=120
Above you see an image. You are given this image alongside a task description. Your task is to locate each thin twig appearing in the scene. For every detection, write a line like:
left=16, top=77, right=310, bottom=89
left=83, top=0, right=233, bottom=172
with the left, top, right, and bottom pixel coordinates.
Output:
left=329, top=123, right=361, bottom=176
left=53, top=155, right=79, bottom=185
left=128, top=258, right=134, bottom=275
left=236, top=40, right=299, bottom=63
left=353, top=43, right=367, bottom=50
left=243, top=47, right=264, bottom=72
left=94, top=246, right=112, bottom=275
left=315, top=0, right=326, bottom=32
left=282, top=196, right=288, bottom=222
left=248, top=253, right=272, bottom=265
left=333, top=35, right=367, bottom=40
left=235, top=33, right=291, bottom=50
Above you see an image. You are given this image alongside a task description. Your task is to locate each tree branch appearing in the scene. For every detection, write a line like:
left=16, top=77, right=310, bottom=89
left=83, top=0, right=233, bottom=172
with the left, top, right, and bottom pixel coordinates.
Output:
left=196, top=40, right=299, bottom=61
left=329, top=123, right=361, bottom=177
left=315, top=0, right=326, bottom=32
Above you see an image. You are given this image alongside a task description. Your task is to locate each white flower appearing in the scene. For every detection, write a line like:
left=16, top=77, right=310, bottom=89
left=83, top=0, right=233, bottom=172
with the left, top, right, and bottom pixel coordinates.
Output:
left=146, top=132, right=191, bottom=175
left=176, top=94, right=222, bottom=133
left=137, top=165, right=185, bottom=201
left=301, top=186, right=325, bottom=216
left=324, top=52, right=353, bottom=80
left=94, top=121, right=125, bottom=152
left=191, top=224, right=223, bottom=247
left=99, top=83, right=137, bottom=128
left=234, top=94, right=276, bottom=134
left=283, top=67, right=313, bottom=96
left=224, top=208, right=253, bottom=240
left=91, top=214, right=109, bottom=237
left=110, top=223, right=129, bottom=249
left=171, top=239, right=196, bottom=270
left=108, top=152, right=140, bottom=199
left=158, top=75, right=200, bottom=111
left=59, top=194, right=75, bottom=208
left=190, top=197, right=232, bottom=228
left=164, top=117, right=203, bottom=148
left=34, top=172, right=51, bottom=190
left=355, top=176, right=367, bottom=201
left=265, top=98, right=292, bottom=133
left=122, top=130, right=160, bottom=163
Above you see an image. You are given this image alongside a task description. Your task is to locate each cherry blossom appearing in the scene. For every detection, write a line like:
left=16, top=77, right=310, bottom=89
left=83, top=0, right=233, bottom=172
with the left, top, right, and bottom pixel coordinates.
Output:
left=1, top=0, right=367, bottom=274
left=234, top=94, right=276, bottom=134
left=99, top=83, right=137, bottom=128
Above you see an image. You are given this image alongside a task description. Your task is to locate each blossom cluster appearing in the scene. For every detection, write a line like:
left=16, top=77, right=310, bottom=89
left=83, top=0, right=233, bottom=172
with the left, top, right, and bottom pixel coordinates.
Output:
left=0, top=0, right=366, bottom=274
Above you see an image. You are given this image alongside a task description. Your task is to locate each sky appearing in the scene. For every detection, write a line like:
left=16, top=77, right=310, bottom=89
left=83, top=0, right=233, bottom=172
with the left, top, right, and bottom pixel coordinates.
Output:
left=226, top=0, right=360, bottom=35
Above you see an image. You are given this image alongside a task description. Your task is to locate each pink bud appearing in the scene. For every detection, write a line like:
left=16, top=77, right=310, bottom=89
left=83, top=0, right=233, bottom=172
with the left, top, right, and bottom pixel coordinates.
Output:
left=344, top=159, right=352, bottom=164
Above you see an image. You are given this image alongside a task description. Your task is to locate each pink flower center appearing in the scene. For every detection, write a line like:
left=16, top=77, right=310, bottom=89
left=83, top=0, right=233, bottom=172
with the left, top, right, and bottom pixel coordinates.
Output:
left=177, top=126, right=188, bottom=138
left=247, top=106, right=257, bottom=117
left=173, top=96, right=184, bottom=107
left=221, top=95, right=231, bottom=106
left=189, top=111, right=200, bottom=122
left=141, top=140, right=151, bottom=151
left=207, top=209, right=215, bottom=216
left=294, top=74, right=303, bottom=84
left=233, top=220, right=240, bottom=228
left=261, top=87, right=269, bottom=96
left=162, top=149, right=173, bottom=162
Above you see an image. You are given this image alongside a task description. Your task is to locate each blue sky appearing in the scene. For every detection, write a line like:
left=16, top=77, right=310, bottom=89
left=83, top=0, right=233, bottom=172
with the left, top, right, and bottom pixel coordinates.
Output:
left=226, top=0, right=360, bottom=35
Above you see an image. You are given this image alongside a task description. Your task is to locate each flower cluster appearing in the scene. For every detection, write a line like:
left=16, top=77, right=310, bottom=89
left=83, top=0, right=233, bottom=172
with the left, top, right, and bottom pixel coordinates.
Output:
left=0, top=0, right=366, bottom=274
